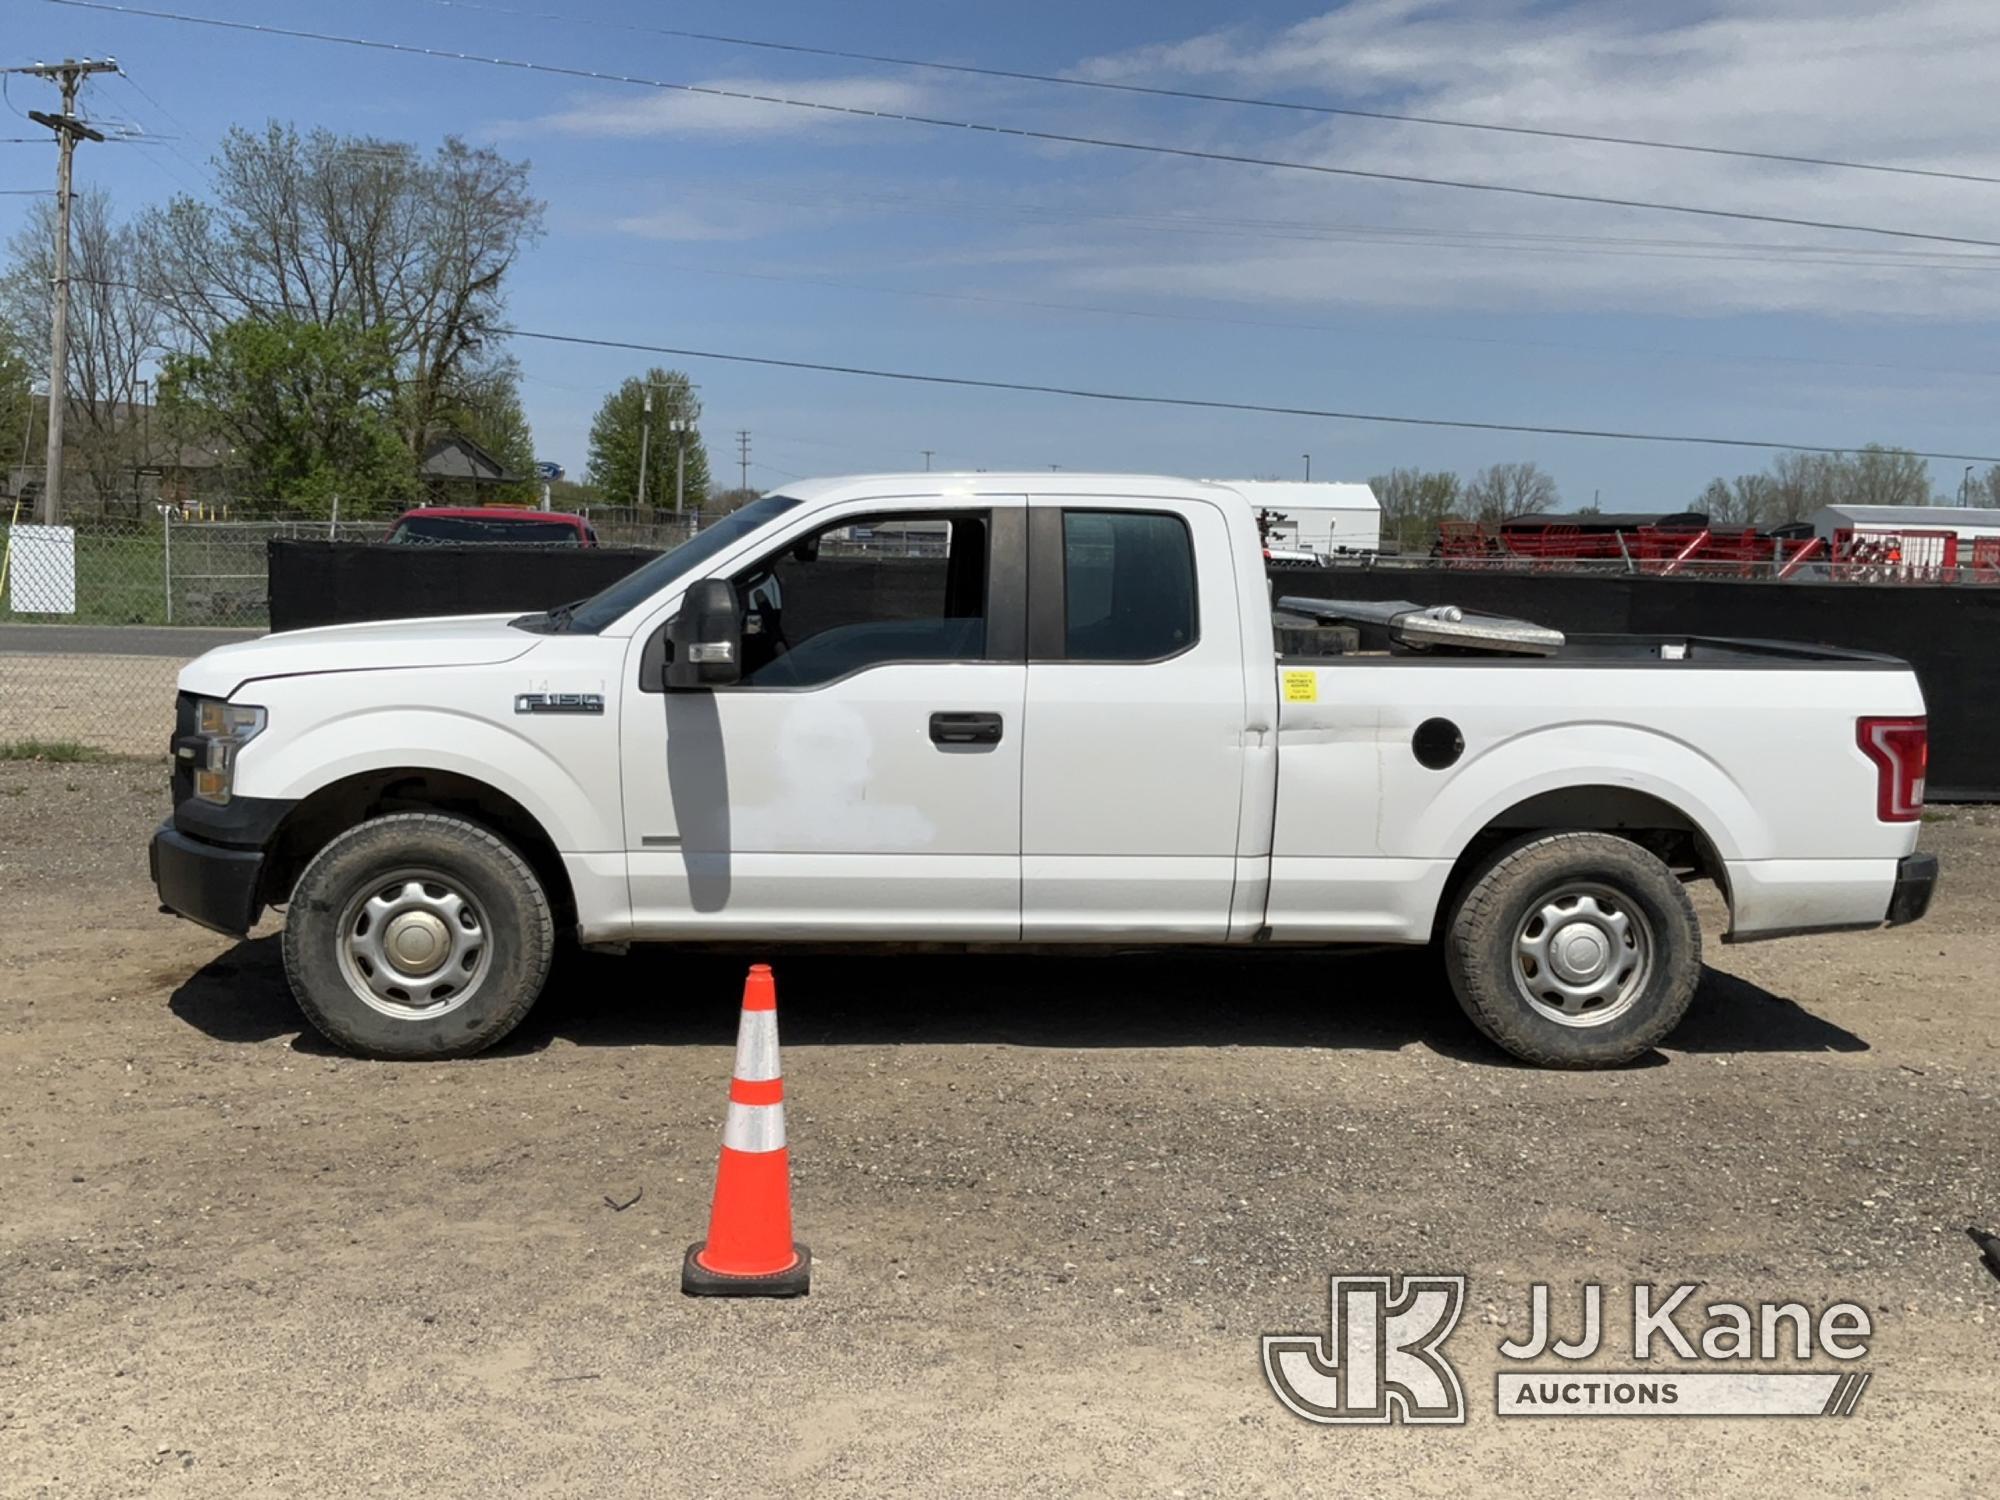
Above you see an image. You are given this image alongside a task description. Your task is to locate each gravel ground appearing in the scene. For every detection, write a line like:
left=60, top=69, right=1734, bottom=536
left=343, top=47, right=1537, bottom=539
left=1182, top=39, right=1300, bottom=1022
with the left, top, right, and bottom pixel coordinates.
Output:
left=1, top=762, right=1996, bottom=1497
left=0, top=657, right=182, bottom=757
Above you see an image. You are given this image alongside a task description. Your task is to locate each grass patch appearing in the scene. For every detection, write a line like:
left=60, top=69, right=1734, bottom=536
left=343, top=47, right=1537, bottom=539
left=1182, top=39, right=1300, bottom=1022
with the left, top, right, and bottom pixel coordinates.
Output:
left=2, top=522, right=272, bottom=627
left=0, top=738, right=117, bottom=763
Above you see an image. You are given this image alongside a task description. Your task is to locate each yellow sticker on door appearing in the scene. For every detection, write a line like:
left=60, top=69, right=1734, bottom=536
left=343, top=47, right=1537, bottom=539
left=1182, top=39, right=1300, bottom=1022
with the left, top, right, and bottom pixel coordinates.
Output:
left=1281, top=669, right=1318, bottom=703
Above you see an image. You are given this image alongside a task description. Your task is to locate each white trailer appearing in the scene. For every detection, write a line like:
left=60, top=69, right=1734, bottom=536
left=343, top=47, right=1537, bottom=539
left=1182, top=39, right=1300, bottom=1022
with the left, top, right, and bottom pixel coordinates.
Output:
left=1216, top=481, right=1381, bottom=556
left=1809, top=504, right=2000, bottom=544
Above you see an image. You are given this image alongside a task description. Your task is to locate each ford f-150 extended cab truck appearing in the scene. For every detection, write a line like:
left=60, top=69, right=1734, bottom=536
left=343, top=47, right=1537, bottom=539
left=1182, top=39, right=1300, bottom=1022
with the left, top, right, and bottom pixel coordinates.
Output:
left=151, top=473, right=1937, bottom=1067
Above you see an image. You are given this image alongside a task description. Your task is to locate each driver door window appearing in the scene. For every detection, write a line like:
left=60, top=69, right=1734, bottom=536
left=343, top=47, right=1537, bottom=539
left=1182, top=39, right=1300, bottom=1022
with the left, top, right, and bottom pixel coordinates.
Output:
left=732, top=512, right=991, bottom=688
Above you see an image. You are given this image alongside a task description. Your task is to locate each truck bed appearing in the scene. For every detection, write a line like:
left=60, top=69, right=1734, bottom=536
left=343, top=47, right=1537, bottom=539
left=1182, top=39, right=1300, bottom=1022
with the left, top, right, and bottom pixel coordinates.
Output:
left=1272, top=596, right=1906, bottom=669
left=1279, top=632, right=1912, bottom=669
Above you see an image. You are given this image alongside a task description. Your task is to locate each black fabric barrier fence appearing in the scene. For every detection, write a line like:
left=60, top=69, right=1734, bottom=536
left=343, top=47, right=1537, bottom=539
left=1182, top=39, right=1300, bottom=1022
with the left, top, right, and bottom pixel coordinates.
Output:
left=267, top=540, right=660, bottom=632
left=266, top=540, right=939, bottom=642
left=266, top=540, right=1997, bottom=800
left=1275, top=565, right=1998, bottom=802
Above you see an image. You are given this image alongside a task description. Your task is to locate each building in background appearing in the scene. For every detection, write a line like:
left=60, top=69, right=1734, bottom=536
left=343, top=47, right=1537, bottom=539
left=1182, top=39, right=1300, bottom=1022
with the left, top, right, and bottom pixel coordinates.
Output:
left=1808, top=503, right=2000, bottom=546
left=1217, top=480, right=1382, bottom=556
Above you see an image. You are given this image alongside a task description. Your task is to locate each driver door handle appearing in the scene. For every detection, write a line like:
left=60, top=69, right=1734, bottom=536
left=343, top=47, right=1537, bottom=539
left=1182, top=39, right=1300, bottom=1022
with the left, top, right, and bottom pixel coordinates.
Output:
left=929, top=711, right=1003, bottom=746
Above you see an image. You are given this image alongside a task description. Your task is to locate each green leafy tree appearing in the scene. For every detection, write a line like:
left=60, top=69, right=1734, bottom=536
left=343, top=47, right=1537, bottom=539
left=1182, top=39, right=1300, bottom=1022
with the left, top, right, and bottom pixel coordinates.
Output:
left=140, top=122, right=543, bottom=469
left=432, top=359, right=537, bottom=504
left=586, top=368, right=710, bottom=509
left=0, top=334, right=31, bottom=483
left=158, top=316, right=417, bottom=508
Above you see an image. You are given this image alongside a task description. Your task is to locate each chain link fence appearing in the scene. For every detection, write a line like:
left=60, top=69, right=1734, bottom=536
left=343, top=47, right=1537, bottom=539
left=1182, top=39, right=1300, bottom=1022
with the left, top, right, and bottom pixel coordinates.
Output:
left=1, top=500, right=988, bottom=758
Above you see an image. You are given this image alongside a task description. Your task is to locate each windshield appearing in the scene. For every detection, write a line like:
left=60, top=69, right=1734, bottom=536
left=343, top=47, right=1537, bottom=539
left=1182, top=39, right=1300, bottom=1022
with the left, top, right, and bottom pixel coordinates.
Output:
left=558, top=496, right=801, bottom=634
left=392, top=514, right=583, bottom=544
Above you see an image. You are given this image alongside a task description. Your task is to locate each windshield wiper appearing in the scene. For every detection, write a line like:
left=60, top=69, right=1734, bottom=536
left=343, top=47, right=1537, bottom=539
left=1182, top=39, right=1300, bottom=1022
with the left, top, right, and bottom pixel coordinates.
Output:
left=509, top=596, right=589, bottom=634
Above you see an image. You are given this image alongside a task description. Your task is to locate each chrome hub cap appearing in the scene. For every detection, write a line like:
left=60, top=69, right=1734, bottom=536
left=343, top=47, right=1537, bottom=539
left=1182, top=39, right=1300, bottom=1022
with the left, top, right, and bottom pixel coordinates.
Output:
left=384, top=910, right=451, bottom=974
left=336, top=870, right=490, bottom=1020
left=1513, top=885, right=1652, bottom=1028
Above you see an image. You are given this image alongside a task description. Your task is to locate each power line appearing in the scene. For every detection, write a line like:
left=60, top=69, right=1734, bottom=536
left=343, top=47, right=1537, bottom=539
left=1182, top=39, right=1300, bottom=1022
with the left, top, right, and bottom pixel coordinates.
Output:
left=413, top=0, right=2000, bottom=188
left=684, top=180, right=2000, bottom=268
left=501, top=325, right=2000, bottom=464
left=593, top=254, right=2000, bottom=383
left=111, top=66, right=212, bottom=186
left=42, top=0, right=2000, bottom=253
left=69, top=273, right=2000, bottom=462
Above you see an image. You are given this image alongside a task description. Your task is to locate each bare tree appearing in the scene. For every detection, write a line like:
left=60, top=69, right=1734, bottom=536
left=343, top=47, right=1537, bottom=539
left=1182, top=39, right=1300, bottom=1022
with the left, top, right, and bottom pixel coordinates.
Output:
left=0, top=189, right=165, bottom=499
left=1369, top=467, right=1462, bottom=552
left=1463, top=461, right=1559, bottom=525
left=1702, top=445, right=1934, bottom=528
left=1697, top=477, right=1739, bottom=524
left=1845, top=444, right=1932, bottom=507
left=141, top=123, right=544, bottom=462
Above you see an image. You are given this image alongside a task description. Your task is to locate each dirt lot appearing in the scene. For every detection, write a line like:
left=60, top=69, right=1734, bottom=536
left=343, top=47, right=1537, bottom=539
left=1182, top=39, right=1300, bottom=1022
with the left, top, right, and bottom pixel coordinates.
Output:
left=2, top=761, right=1996, bottom=1497
left=0, top=656, right=181, bottom=758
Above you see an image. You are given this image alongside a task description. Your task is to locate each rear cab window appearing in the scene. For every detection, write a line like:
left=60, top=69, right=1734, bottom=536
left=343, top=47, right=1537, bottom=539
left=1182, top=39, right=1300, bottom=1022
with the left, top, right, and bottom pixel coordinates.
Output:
left=1060, top=510, right=1198, bottom=661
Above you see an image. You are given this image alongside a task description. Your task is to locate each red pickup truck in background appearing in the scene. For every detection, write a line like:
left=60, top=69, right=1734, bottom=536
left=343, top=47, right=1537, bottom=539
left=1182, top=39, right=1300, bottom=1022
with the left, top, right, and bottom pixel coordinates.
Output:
left=385, top=506, right=598, bottom=545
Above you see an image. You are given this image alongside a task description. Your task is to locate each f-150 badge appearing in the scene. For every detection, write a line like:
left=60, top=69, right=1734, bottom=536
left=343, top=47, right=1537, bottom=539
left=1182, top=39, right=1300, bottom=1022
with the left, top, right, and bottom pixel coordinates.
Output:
left=515, top=692, right=604, bottom=715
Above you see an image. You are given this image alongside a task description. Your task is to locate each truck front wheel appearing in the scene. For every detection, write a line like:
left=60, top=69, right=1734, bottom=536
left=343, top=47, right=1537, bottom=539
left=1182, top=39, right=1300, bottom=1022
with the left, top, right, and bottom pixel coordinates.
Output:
left=1443, top=832, right=1701, bottom=1068
left=281, top=813, right=554, bottom=1059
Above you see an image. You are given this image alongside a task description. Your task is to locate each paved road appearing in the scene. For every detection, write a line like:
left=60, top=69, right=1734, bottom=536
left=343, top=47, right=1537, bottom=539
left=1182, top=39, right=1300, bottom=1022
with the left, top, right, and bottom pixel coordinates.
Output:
left=0, top=623, right=262, bottom=657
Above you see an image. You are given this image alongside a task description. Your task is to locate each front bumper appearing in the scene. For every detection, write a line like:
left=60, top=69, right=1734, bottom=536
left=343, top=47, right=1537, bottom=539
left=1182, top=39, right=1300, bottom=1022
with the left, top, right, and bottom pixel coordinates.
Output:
left=150, top=820, right=267, bottom=938
left=1886, top=852, right=1938, bottom=926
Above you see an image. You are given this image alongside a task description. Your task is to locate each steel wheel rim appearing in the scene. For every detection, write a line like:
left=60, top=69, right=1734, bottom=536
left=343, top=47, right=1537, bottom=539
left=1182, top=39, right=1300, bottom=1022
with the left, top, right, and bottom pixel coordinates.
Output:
left=334, top=867, right=491, bottom=1021
left=1511, top=882, right=1653, bottom=1029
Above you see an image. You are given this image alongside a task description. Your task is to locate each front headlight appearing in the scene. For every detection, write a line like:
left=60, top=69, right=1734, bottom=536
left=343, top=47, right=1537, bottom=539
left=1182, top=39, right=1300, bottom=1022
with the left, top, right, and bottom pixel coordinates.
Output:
left=192, top=699, right=267, bottom=804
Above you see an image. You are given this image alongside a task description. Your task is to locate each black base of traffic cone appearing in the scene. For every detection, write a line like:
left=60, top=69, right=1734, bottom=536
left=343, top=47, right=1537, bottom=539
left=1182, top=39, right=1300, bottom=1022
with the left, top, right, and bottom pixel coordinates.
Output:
left=680, top=1241, right=812, bottom=1298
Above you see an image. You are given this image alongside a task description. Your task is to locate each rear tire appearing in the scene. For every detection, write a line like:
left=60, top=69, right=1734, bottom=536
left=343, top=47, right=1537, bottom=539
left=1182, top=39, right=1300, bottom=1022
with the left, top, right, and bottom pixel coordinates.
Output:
left=282, top=813, right=553, bottom=1059
left=1444, top=832, right=1701, bottom=1068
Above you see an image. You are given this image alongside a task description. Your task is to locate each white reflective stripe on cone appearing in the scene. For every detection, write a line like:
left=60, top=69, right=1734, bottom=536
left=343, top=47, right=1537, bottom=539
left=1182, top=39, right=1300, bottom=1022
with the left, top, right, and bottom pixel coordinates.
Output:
left=722, top=1100, right=787, bottom=1153
left=732, top=1009, right=783, bottom=1082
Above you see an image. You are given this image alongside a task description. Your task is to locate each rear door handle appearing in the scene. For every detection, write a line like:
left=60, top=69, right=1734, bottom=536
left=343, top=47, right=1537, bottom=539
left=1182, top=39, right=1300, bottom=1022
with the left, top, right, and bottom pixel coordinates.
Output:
left=929, top=711, right=1003, bottom=745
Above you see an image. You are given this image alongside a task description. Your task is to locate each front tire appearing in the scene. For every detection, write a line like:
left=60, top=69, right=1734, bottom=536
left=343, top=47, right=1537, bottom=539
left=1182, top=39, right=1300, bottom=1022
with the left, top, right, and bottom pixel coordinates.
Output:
left=1444, top=832, right=1701, bottom=1068
left=282, top=813, right=553, bottom=1059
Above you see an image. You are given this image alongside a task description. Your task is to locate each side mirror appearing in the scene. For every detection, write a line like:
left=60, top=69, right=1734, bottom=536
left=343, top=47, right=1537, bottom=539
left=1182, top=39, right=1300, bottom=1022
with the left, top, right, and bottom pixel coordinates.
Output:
left=790, top=533, right=820, bottom=563
left=663, top=578, right=743, bottom=688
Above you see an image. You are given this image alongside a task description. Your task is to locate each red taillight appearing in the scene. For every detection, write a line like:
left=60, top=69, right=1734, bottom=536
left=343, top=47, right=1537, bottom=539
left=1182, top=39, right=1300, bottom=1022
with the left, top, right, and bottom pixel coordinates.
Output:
left=1857, top=716, right=1927, bottom=822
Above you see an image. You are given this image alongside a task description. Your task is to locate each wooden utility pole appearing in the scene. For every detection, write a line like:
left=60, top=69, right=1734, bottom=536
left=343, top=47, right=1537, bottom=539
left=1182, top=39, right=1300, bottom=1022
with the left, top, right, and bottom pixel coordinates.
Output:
left=16, top=57, right=117, bottom=525
left=636, top=386, right=653, bottom=508
left=737, top=429, right=751, bottom=492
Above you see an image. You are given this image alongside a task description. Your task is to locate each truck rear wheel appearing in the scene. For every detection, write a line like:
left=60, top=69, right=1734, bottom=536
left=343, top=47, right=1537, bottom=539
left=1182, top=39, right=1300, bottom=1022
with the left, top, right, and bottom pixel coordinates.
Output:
left=281, top=813, right=553, bottom=1059
left=1443, top=832, right=1701, bottom=1068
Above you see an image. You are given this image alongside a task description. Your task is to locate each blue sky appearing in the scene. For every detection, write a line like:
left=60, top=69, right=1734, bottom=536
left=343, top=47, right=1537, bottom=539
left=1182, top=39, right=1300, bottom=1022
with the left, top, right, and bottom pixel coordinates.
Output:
left=5, top=0, right=2000, bottom=505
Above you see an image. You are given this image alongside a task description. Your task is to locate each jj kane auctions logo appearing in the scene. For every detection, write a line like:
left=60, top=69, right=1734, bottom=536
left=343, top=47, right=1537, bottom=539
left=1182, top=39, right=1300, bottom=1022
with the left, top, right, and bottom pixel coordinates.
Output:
left=1264, top=1277, right=1873, bottom=1424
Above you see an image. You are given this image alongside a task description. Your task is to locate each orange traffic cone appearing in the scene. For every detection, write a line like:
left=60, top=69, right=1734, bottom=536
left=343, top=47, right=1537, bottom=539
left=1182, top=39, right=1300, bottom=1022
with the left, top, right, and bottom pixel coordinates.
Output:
left=682, top=964, right=810, bottom=1297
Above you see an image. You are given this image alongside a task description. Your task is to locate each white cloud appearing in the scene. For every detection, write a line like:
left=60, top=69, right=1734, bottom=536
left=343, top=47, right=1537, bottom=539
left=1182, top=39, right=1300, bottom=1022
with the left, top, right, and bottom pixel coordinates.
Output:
left=611, top=204, right=792, bottom=243
left=1053, top=0, right=2000, bottom=320
left=520, top=75, right=934, bottom=140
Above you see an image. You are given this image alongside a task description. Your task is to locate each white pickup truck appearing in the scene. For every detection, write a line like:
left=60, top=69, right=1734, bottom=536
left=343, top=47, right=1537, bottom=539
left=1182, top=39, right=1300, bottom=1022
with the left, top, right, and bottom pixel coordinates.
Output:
left=151, top=473, right=1936, bottom=1068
